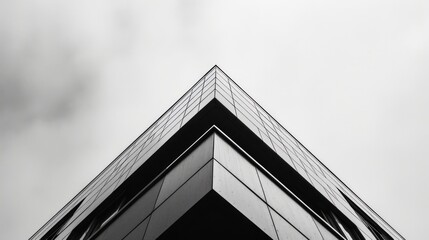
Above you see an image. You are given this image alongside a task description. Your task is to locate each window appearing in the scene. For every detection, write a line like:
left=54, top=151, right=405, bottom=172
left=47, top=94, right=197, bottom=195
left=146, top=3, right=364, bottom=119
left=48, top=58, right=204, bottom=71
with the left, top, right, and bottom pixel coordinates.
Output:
left=318, top=209, right=365, bottom=240
left=68, top=198, right=126, bottom=240
left=340, top=192, right=393, bottom=240
left=41, top=200, right=84, bottom=240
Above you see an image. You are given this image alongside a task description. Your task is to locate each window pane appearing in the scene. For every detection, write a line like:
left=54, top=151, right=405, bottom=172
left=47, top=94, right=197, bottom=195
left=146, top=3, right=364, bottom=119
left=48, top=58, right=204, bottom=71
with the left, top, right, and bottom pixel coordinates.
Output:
left=213, top=162, right=277, bottom=240
left=155, top=135, right=214, bottom=207
left=314, top=221, right=339, bottom=240
left=270, top=208, right=307, bottom=240
left=122, top=218, right=150, bottom=240
left=143, top=161, right=213, bottom=240
left=94, top=180, right=163, bottom=240
left=257, top=170, right=323, bottom=240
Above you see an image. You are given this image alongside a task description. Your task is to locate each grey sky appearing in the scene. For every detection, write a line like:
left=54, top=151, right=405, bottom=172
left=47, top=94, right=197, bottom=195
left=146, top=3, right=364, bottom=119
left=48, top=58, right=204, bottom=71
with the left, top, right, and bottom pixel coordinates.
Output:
left=0, top=0, right=427, bottom=239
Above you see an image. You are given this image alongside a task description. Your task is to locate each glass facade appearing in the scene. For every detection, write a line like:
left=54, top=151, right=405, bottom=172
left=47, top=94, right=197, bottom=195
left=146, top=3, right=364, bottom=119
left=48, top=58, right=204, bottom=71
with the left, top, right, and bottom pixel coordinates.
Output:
left=66, top=133, right=214, bottom=240
left=32, top=66, right=403, bottom=240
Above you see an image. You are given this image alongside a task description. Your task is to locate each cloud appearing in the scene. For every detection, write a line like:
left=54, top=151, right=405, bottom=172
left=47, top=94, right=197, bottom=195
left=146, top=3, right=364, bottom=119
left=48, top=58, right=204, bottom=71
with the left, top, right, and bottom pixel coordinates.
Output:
left=1, top=0, right=428, bottom=239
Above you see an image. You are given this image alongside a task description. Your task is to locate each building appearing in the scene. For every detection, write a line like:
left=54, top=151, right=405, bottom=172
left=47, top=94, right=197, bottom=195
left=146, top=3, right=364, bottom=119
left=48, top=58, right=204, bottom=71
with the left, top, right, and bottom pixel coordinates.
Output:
left=31, top=66, right=404, bottom=240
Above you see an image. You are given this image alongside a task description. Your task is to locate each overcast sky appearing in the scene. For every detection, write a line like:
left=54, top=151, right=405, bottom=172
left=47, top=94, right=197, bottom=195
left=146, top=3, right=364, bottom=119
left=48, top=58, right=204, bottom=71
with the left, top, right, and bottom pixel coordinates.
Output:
left=0, top=0, right=427, bottom=239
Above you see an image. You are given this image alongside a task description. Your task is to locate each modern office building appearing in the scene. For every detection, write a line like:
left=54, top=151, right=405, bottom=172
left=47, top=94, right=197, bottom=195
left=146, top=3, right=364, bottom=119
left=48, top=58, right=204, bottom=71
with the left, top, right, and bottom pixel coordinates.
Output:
left=31, top=66, right=404, bottom=240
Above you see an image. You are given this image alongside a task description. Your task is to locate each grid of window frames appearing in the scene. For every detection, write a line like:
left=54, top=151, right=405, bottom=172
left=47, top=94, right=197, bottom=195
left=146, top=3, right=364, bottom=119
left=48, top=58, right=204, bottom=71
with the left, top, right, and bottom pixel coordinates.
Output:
left=32, top=68, right=217, bottom=240
left=213, top=68, right=400, bottom=240
left=32, top=66, right=402, bottom=240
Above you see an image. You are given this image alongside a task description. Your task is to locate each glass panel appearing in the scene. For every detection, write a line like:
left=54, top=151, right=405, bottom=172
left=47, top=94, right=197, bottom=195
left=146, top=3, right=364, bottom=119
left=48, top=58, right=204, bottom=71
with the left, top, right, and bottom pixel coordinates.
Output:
left=203, top=79, right=214, bottom=92
left=278, top=129, right=299, bottom=150
left=167, top=110, right=186, bottom=129
left=235, top=102, right=265, bottom=130
left=94, top=180, right=163, bottom=240
left=167, top=106, right=186, bottom=128
left=337, top=219, right=355, bottom=240
left=93, top=179, right=121, bottom=207
left=204, top=70, right=216, bottom=82
left=40, top=200, right=84, bottom=240
left=144, top=161, right=213, bottom=240
left=172, top=91, right=191, bottom=112
left=263, top=119, right=277, bottom=135
left=255, top=104, right=270, bottom=122
left=123, top=147, right=141, bottom=168
left=276, top=147, right=296, bottom=170
left=295, top=164, right=312, bottom=183
left=215, top=79, right=231, bottom=96
left=199, top=91, right=215, bottom=110
left=215, top=70, right=230, bottom=86
left=260, top=130, right=274, bottom=149
left=192, top=77, right=204, bottom=92
left=309, top=176, right=331, bottom=202
left=290, top=153, right=304, bottom=169
left=236, top=109, right=261, bottom=137
left=234, top=94, right=260, bottom=121
left=270, top=208, right=307, bottom=240
left=215, top=82, right=233, bottom=101
left=270, top=132, right=286, bottom=153
left=155, top=135, right=214, bottom=207
left=257, top=170, right=323, bottom=240
left=190, top=84, right=203, bottom=99
left=182, top=104, right=199, bottom=126
left=215, top=90, right=236, bottom=116
left=161, top=112, right=184, bottom=138
left=154, top=108, right=172, bottom=127
left=301, top=158, right=318, bottom=177
left=213, top=162, right=278, bottom=240
left=231, top=84, right=255, bottom=110
left=159, top=121, right=181, bottom=144
left=314, top=220, right=339, bottom=240
left=123, top=217, right=150, bottom=240
left=203, top=79, right=216, bottom=93
left=185, top=95, right=200, bottom=115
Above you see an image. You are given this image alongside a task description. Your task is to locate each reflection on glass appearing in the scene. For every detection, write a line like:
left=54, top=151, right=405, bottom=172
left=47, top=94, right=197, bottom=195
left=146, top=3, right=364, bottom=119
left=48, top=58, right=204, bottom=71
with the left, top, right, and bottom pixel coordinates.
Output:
left=155, top=135, right=214, bottom=207
left=269, top=208, right=307, bottom=240
left=144, top=161, right=213, bottom=240
left=213, top=161, right=278, bottom=240
left=257, top=169, right=322, bottom=240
